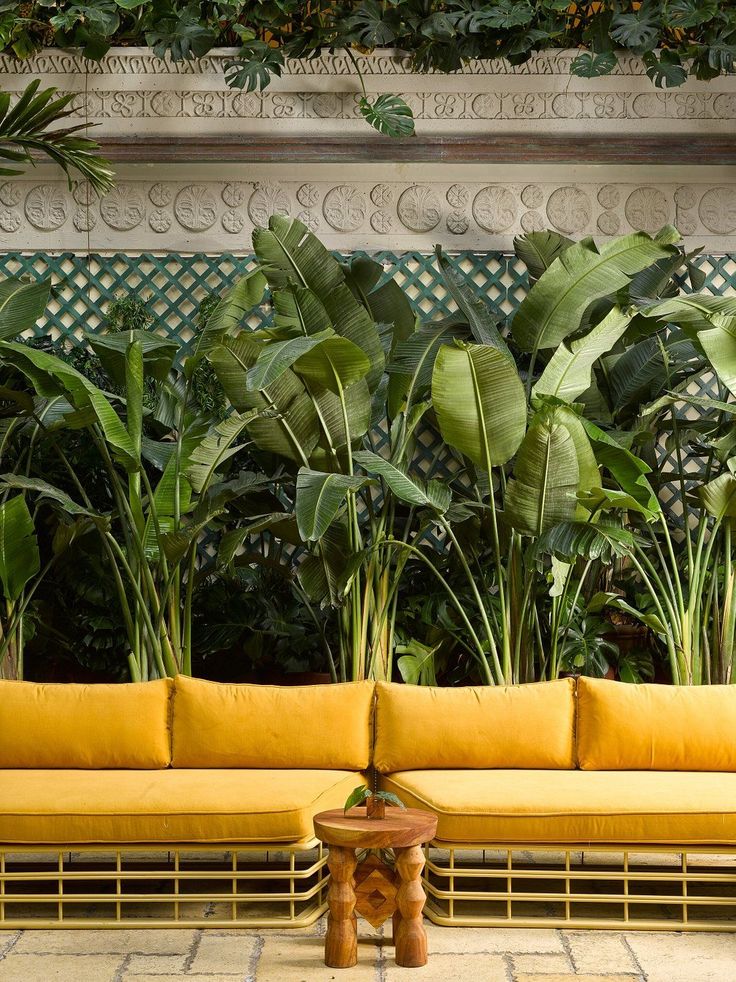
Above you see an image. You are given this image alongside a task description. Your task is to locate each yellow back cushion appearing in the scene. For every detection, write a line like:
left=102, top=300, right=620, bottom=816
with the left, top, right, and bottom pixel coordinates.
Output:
left=172, top=676, right=374, bottom=769
left=0, top=679, right=172, bottom=768
left=374, top=678, right=576, bottom=772
left=578, top=677, right=736, bottom=770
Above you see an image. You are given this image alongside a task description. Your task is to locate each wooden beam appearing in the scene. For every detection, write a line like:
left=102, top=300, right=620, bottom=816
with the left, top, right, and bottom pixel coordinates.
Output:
left=98, top=134, right=736, bottom=165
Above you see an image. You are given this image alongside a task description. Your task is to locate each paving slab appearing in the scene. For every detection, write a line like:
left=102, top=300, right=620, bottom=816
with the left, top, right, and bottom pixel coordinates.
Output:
left=257, top=934, right=375, bottom=981
left=563, top=931, right=641, bottom=974
left=125, top=953, right=189, bottom=975
left=188, top=933, right=259, bottom=974
left=0, top=953, right=123, bottom=981
left=11, top=928, right=197, bottom=956
left=626, top=932, right=736, bottom=982
left=424, top=923, right=565, bottom=954
left=384, top=952, right=508, bottom=981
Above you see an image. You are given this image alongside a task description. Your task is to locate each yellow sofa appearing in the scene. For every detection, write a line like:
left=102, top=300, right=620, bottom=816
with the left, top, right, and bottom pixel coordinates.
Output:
left=0, top=676, right=372, bottom=928
left=375, top=677, right=736, bottom=931
left=3, top=674, right=736, bottom=932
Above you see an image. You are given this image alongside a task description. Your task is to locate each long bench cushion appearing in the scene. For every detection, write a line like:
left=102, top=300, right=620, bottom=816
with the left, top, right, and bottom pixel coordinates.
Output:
left=383, top=769, right=736, bottom=845
left=172, top=677, right=373, bottom=769
left=374, top=678, right=575, bottom=772
left=0, top=679, right=172, bottom=769
left=578, top=677, right=736, bottom=771
left=0, top=769, right=364, bottom=844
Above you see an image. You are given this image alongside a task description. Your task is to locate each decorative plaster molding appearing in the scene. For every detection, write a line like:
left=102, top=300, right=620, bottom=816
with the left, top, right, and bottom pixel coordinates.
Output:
left=2, top=166, right=735, bottom=252
left=0, top=48, right=654, bottom=77
left=2, top=47, right=735, bottom=138
left=54, top=88, right=736, bottom=125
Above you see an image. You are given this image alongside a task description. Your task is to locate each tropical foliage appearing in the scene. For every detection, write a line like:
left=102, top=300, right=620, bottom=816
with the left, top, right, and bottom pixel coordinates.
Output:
left=3, top=2, right=734, bottom=136
left=0, top=80, right=114, bottom=192
left=0, top=217, right=734, bottom=688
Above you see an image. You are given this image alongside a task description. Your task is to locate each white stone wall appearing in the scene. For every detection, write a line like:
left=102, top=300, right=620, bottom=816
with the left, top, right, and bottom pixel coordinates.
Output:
left=1, top=48, right=735, bottom=253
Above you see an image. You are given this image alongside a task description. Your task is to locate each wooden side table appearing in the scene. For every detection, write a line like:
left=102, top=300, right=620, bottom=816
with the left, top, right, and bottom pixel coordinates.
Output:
left=314, top=807, right=438, bottom=970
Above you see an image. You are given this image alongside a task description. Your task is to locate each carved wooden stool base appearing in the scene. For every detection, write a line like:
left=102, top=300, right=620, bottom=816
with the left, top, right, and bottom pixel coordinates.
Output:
left=314, top=807, right=438, bottom=971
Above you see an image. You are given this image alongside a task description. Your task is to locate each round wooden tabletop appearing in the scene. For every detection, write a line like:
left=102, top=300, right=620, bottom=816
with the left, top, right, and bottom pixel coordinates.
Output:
left=314, top=807, right=438, bottom=849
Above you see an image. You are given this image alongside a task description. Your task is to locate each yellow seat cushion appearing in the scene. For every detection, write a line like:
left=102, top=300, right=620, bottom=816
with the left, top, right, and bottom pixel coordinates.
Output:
left=374, top=678, right=575, bottom=773
left=0, top=769, right=364, bottom=844
left=172, top=676, right=373, bottom=769
left=0, top=679, right=172, bottom=769
left=578, top=677, right=736, bottom=771
left=383, top=770, right=736, bottom=845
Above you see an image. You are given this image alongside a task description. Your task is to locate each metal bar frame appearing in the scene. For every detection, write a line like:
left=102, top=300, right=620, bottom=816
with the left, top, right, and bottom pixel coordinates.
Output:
left=423, top=842, right=736, bottom=932
left=0, top=840, right=327, bottom=929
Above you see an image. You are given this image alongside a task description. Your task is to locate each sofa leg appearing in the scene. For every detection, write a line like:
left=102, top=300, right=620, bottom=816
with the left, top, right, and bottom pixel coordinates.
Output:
left=394, top=845, right=428, bottom=968
left=325, top=845, right=358, bottom=969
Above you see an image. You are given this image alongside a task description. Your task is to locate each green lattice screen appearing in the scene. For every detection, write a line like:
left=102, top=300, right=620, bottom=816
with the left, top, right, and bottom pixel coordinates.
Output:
left=1, top=249, right=734, bottom=515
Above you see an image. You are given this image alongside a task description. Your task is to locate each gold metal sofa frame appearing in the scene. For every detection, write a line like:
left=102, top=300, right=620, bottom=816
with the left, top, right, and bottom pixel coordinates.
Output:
left=0, top=841, right=328, bottom=929
left=423, top=843, right=736, bottom=932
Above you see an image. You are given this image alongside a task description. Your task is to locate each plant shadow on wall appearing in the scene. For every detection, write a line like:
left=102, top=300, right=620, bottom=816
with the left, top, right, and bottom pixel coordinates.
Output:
left=0, top=216, right=735, bottom=685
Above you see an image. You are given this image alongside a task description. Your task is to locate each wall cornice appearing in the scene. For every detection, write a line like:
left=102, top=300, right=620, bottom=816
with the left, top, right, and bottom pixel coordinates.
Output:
left=1, top=48, right=734, bottom=253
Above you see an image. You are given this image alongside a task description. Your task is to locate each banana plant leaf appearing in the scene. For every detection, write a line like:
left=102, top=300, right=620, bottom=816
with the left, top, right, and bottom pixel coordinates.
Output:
left=86, top=330, right=178, bottom=387
left=191, top=268, right=266, bottom=360
left=309, top=380, right=372, bottom=465
left=253, top=216, right=384, bottom=390
left=297, top=524, right=349, bottom=605
left=386, top=321, right=468, bottom=419
left=511, top=232, right=677, bottom=355
left=353, top=449, right=451, bottom=513
left=0, top=494, right=39, bottom=603
left=535, top=519, right=637, bottom=563
left=0, top=474, right=109, bottom=524
left=432, top=341, right=526, bottom=470
left=699, top=472, right=736, bottom=521
left=513, top=230, right=574, bottom=284
left=0, top=276, right=51, bottom=340
left=246, top=330, right=346, bottom=390
left=642, top=294, right=736, bottom=331
left=294, top=335, right=371, bottom=394
left=694, top=313, right=736, bottom=398
left=551, top=404, right=601, bottom=509
left=505, top=410, right=581, bottom=536
left=271, top=285, right=332, bottom=337
left=218, top=512, right=302, bottom=567
left=606, top=331, right=702, bottom=413
left=184, top=410, right=258, bottom=493
left=533, top=306, right=633, bottom=403
left=295, top=468, right=370, bottom=541
left=342, top=256, right=415, bottom=349
left=579, top=418, right=661, bottom=518
left=0, top=340, right=138, bottom=471
left=209, top=334, right=320, bottom=463
left=435, top=246, right=512, bottom=358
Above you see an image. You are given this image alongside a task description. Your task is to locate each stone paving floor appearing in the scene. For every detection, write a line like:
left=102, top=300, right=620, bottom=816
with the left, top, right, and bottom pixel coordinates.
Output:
left=1, top=919, right=736, bottom=982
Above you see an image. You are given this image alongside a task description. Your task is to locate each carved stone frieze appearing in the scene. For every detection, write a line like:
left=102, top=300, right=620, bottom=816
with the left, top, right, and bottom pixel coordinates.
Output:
left=0, top=48, right=655, bottom=77
left=2, top=47, right=734, bottom=139
left=3, top=170, right=735, bottom=252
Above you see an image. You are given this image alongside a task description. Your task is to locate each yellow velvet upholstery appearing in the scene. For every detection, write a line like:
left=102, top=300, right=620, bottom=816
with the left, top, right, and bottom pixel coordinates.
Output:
left=0, top=679, right=172, bottom=769
left=0, top=769, right=365, bottom=844
left=374, top=678, right=576, bottom=773
left=577, top=676, right=736, bottom=771
left=383, top=769, right=736, bottom=845
left=172, top=676, right=374, bottom=769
